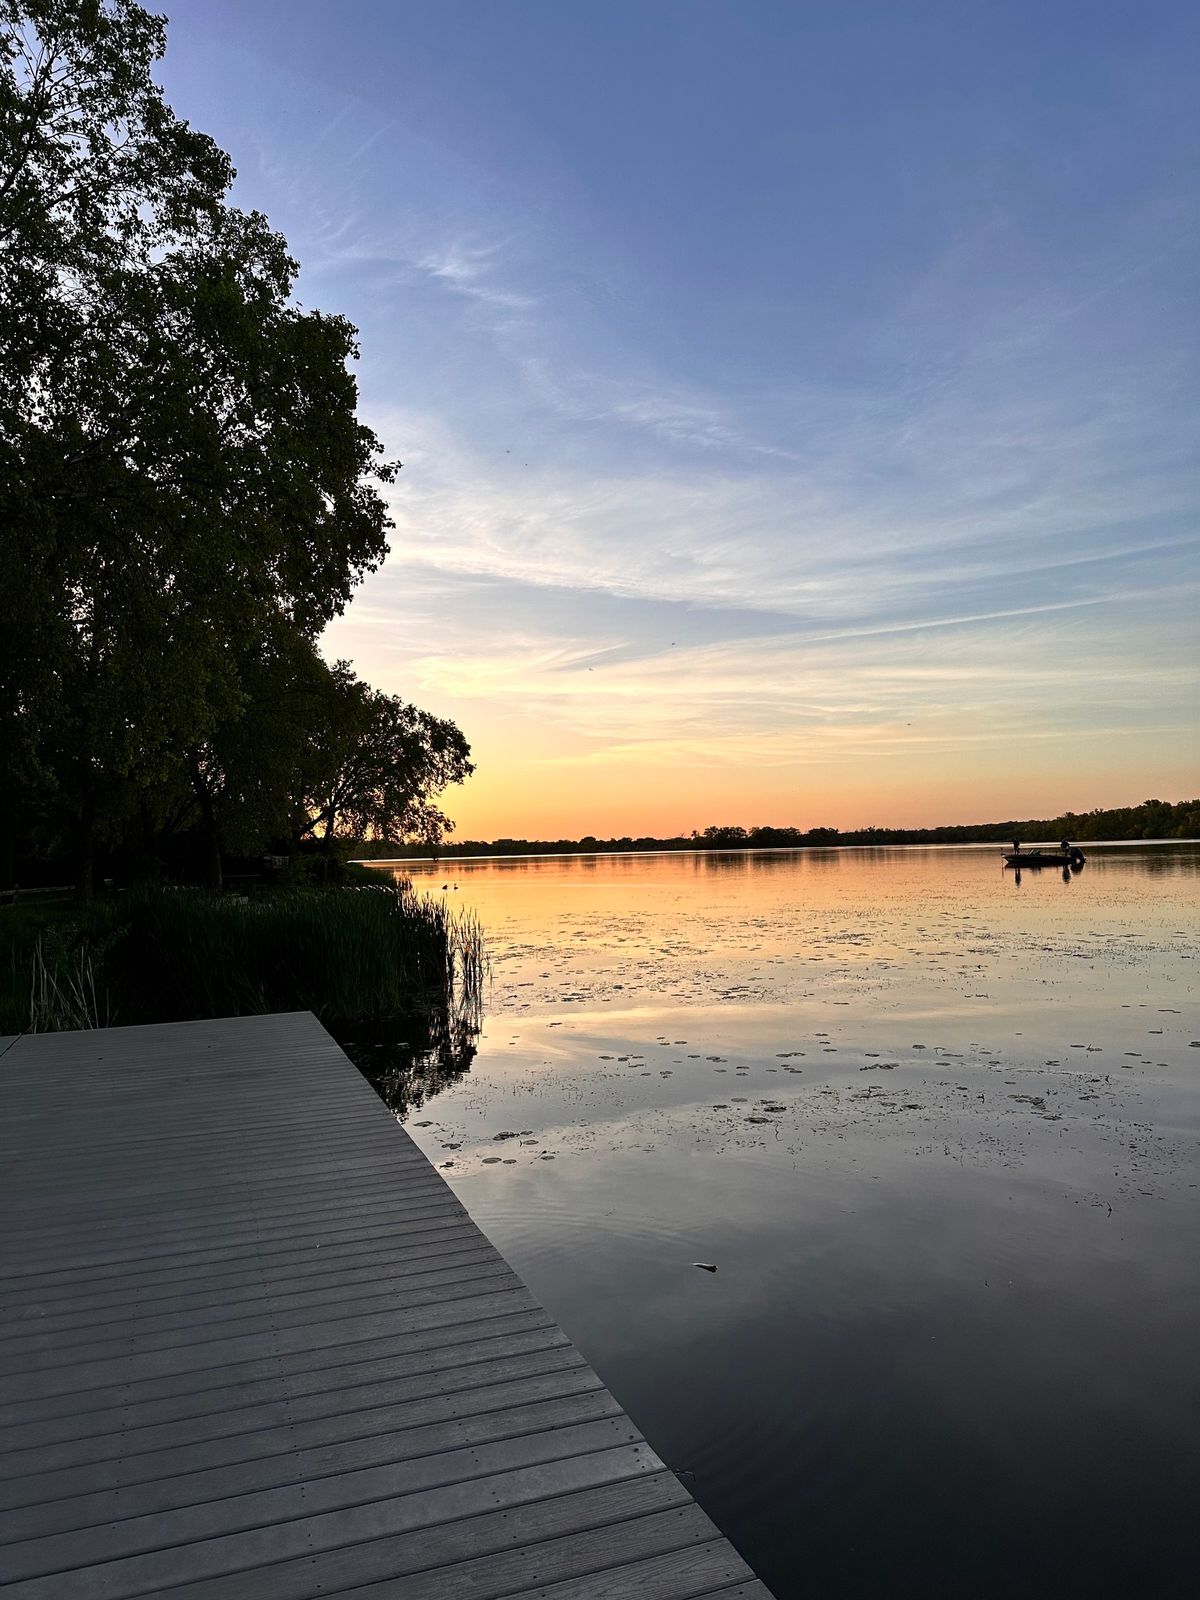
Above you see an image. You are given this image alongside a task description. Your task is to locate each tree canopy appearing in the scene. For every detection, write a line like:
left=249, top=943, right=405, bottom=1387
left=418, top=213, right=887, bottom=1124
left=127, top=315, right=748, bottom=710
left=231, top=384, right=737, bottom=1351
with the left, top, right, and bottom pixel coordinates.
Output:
left=1, top=1, right=470, bottom=890
left=299, top=663, right=474, bottom=853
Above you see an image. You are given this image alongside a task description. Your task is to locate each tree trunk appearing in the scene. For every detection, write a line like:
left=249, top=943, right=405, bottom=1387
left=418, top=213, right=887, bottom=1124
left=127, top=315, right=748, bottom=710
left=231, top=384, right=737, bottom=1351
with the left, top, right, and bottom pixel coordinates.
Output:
left=319, top=806, right=339, bottom=883
left=188, top=752, right=223, bottom=890
left=0, top=788, right=14, bottom=894
left=75, top=807, right=95, bottom=904
left=203, top=824, right=223, bottom=891
left=75, top=609, right=106, bottom=904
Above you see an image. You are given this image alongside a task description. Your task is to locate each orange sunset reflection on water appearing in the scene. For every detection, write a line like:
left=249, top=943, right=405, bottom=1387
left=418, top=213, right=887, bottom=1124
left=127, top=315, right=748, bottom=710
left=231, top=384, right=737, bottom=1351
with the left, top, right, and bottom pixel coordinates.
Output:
left=362, top=843, right=1199, bottom=1599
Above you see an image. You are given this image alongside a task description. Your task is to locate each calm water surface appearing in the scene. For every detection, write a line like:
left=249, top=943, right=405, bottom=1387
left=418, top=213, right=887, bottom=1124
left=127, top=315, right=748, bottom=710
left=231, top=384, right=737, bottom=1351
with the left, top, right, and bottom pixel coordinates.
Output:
left=379, top=844, right=1199, bottom=1599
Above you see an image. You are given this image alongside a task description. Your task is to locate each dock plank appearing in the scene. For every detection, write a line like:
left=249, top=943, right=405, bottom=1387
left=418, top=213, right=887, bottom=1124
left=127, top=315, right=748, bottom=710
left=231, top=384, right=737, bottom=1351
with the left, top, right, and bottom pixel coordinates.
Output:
left=0, top=1417, right=643, bottom=1578
left=0, top=1323, right=572, bottom=1453
left=0, top=1012, right=773, bottom=1598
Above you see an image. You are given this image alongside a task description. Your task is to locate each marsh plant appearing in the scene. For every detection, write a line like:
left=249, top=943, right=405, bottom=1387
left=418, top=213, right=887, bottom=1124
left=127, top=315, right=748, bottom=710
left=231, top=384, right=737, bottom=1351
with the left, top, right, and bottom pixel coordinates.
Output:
left=28, top=936, right=112, bottom=1033
left=1, top=884, right=486, bottom=1052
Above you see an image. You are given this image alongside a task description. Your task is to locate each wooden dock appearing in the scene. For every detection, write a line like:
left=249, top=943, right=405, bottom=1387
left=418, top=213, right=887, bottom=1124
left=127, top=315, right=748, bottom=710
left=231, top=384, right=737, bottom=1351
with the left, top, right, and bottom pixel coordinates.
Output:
left=0, top=1012, right=772, bottom=1598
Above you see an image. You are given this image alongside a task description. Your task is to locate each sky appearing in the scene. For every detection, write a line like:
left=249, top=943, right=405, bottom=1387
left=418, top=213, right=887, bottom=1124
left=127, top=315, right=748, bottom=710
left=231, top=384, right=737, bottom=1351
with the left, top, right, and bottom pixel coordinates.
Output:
left=159, top=1, right=1199, bottom=837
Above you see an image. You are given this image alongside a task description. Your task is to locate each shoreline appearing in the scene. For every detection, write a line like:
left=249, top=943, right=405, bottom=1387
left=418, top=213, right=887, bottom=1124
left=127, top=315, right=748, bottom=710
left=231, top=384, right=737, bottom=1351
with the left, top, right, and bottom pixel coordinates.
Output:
left=358, top=837, right=1195, bottom=867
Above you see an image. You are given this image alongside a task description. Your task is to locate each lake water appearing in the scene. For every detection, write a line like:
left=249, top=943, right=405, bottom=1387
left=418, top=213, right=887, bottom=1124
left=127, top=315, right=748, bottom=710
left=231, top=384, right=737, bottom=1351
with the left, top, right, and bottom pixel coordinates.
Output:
left=376, top=844, right=1199, bottom=1599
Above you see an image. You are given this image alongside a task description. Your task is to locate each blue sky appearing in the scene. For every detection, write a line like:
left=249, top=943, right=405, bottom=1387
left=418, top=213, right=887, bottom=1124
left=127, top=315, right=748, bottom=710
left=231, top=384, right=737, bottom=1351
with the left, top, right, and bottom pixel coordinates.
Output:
left=160, top=1, right=1198, bottom=834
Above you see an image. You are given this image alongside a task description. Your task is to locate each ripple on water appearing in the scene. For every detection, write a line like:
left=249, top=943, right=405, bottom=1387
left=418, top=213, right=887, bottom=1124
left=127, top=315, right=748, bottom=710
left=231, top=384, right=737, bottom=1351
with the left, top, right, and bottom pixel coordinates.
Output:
left=386, top=845, right=1200, bottom=1598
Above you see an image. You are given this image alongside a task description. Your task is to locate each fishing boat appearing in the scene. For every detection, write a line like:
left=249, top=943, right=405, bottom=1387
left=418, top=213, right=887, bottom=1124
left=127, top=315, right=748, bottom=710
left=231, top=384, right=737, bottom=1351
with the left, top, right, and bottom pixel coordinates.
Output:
left=1003, top=846, right=1086, bottom=869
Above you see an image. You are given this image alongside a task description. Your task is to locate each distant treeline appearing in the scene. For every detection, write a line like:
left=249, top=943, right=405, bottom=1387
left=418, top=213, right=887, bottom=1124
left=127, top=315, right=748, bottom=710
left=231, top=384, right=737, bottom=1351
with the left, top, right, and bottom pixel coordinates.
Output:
left=359, top=798, right=1200, bottom=859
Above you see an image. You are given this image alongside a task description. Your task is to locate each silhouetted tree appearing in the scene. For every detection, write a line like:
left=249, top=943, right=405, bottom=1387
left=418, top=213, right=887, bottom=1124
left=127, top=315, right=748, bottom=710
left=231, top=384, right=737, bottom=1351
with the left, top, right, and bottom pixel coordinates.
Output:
left=299, top=663, right=474, bottom=853
left=0, top=1, right=395, bottom=892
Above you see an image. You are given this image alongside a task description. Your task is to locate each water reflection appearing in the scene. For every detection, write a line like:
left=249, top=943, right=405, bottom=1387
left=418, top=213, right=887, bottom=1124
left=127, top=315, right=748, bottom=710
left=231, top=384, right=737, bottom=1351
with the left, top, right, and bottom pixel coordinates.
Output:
left=361, top=842, right=1199, bottom=1598
left=339, top=1007, right=478, bottom=1118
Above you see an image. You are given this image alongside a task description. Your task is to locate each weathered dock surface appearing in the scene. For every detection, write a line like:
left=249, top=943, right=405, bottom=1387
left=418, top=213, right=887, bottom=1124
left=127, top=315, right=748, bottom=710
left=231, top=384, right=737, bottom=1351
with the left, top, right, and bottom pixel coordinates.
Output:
left=0, top=1011, right=771, bottom=1598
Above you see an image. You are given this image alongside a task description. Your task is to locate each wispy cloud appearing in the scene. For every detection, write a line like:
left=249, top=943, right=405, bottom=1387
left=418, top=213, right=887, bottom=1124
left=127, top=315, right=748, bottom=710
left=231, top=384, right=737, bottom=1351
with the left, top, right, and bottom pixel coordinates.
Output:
left=376, top=590, right=1196, bottom=775
left=361, top=390, right=1196, bottom=630
left=414, top=241, right=536, bottom=311
left=517, top=358, right=801, bottom=459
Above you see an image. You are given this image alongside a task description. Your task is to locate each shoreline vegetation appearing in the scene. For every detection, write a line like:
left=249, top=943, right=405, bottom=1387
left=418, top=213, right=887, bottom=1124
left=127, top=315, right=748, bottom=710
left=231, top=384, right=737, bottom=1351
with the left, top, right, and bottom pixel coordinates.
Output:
left=1, top=6, right=479, bottom=1063
left=356, top=797, right=1199, bottom=860
left=1, top=886, right=487, bottom=1095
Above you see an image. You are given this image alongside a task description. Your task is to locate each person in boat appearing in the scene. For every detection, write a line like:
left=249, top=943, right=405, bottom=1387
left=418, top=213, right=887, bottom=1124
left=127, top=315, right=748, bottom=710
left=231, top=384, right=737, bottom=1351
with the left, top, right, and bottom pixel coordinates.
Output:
left=1060, top=838, right=1071, bottom=853
left=1012, top=838, right=1021, bottom=853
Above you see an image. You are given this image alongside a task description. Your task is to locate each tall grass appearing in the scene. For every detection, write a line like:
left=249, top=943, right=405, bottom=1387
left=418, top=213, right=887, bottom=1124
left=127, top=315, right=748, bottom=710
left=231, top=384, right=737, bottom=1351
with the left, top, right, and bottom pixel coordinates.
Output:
left=28, top=937, right=111, bottom=1031
left=0, top=884, right=487, bottom=1038
left=0, top=906, right=119, bottom=1034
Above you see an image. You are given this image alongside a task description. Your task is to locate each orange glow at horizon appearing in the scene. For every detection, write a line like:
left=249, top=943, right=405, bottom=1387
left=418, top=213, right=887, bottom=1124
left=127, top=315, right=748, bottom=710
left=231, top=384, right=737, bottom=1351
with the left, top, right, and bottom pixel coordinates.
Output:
left=324, top=567, right=1199, bottom=843
left=428, top=731, right=1198, bottom=841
